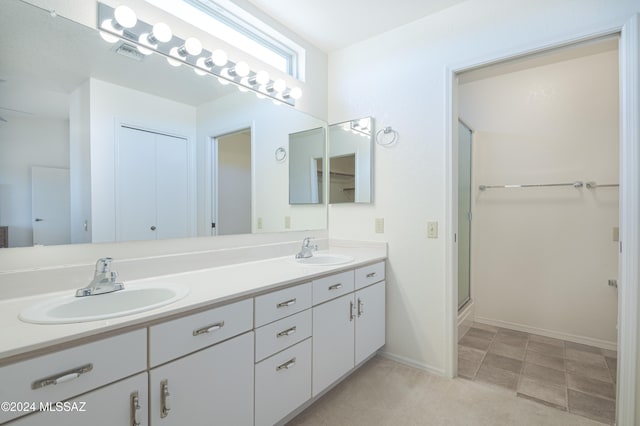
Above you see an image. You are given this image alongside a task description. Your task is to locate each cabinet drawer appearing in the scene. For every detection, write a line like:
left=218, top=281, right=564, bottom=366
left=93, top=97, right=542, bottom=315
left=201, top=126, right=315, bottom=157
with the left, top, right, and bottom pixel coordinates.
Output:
left=254, top=282, right=311, bottom=327
left=255, top=309, right=311, bottom=362
left=149, top=298, right=253, bottom=367
left=255, top=338, right=312, bottom=426
left=355, top=261, right=385, bottom=289
left=0, top=329, right=146, bottom=424
left=312, top=270, right=354, bottom=305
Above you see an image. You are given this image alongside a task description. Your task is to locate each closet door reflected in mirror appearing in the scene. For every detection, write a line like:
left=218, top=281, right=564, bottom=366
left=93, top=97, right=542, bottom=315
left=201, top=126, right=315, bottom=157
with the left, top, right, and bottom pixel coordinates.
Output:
left=289, top=127, right=326, bottom=204
left=328, top=117, right=373, bottom=204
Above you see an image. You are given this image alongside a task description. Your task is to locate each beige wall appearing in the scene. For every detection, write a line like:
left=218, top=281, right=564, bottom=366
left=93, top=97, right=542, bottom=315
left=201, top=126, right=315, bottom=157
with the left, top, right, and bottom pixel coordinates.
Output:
left=459, top=48, right=619, bottom=348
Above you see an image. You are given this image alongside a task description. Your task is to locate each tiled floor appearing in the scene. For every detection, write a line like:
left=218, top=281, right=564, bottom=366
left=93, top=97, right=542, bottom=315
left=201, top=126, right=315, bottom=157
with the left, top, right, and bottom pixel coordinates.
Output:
left=288, top=356, right=605, bottom=425
left=458, top=323, right=617, bottom=425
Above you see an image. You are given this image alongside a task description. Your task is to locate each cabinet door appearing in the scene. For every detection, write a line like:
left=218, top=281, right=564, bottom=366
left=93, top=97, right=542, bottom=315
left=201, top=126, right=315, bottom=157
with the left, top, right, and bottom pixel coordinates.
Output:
left=355, top=281, right=386, bottom=365
left=312, top=293, right=355, bottom=396
left=9, top=373, right=148, bottom=426
left=150, top=332, right=254, bottom=426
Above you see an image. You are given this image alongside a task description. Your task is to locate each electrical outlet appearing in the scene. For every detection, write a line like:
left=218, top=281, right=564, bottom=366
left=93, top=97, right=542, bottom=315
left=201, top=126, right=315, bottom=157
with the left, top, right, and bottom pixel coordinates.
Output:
left=284, top=216, right=291, bottom=229
left=375, top=218, right=384, bottom=233
left=427, top=221, right=438, bottom=238
left=257, top=217, right=263, bottom=230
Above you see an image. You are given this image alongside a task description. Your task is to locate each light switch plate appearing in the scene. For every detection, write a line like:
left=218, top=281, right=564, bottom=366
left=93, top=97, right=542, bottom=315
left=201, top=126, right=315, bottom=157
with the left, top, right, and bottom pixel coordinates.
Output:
left=257, top=217, right=263, bottom=230
left=284, top=216, right=291, bottom=229
left=375, top=218, right=384, bottom=233
left=427, top=221, right=438, bottom=238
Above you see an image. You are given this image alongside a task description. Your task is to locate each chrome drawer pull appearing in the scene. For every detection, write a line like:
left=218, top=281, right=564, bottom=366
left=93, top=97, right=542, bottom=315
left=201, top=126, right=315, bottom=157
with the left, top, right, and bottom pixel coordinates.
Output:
left=276, top=357, right=297, bottom=371
left=277, top=298, right=297, bottom=308
left=350, top=301, right=355, bottom=321
left=366, top=272, right=377, bottom=278
left=358, top=298, right=364, bottom=317
left=160, top=380, right=171, bottom=418
left=192, top=321, right=225, bottom=336
left=277, top=326, right=297, bottom=338
left=31, top=363, right=93, bottom=390
left=131, top=391, right=142, bottom=426
left=328, top=283, right=342, bottom=290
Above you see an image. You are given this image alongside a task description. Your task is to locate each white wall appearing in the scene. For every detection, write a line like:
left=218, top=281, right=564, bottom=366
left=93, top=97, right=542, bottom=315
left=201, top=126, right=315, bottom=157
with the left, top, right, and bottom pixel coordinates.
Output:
left=217, top=132, right=252, bottom=235
left=197, top=93, right=327, bottom=234
left=327, top=0, right=640, bottom=375
left=88, top=78, right=197, bottom=242
left=0, top=117, right=69, bottom=247
left=460, top=49, right=619, bottom=347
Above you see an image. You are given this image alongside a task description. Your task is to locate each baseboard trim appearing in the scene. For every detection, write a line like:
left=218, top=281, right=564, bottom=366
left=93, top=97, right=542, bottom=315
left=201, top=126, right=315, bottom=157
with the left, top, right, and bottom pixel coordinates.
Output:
left=474, top=316, right=617, bottom=351
left=378, top=351, right=446, bottom=376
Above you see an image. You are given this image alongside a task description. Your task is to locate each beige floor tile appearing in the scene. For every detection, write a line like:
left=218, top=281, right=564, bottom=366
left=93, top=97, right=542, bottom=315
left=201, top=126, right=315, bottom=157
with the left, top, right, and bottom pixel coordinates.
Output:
left=605, top=357, right=617, bottom=373
left=494, top=332, right=529, bottom=348
left=525, top=350, right=565, bottom=372
left=565, top=341, right=602, bottom=355
left=475, top=363, right=520, bottom=391
left=458, top=344, right=485, bottom=363
left=488, top=341, right=526, bottom=360
left=466, top=327, right=496, bottom=341
left=472, top=322, right=499, bottom=333
left=522, top=362, right=567, bottom=387
left=528, top=334, right=566, bottom=348
left=517, top=376, right=567, bottom=410
left=528, top=340, right=565, bottom=358
left=566, top=359, right=613, bottom=383
left=565, top=348, right=608, bottom=368
left=568, top=389, right=616, bottom=425
left=460, top=334, right=492, bottom=351
left=458, top=357, right=481, bottom=379
left=482, top=352, right=523, bottom=374
left=601, top=348, right=617, bottom=359
left=567, top=374, right=616, bottom=400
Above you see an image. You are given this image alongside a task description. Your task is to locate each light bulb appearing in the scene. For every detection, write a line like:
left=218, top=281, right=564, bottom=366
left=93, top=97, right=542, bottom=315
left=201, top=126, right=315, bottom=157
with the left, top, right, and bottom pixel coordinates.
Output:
left=137, top=33, right=155, bottom=55
left=99, top=18, right=121, bottom=43
left=184, top=37, right=202, bottom=56
left=100, top=30, right=120, bottom=43
left=152, top=22, right=172, bottom=43
left=289, top=87, right=302, bottom=100
left=211, top=49, right=228, bottom=67
left=238, top=77, right=250, bottom=92
left=114, top=5, right=137, bottom=29
left=255, top=70, right=270, bottom=85
left=218, top=69, right=231, bottom=85
left=232, top=61, right=250, bottom=77
left=167, top=47, right=182, bottom=67
left=195, top=57, right=210, bottom=76
left=358, top=118, right=369, bottom=129
left=273, top=78, right=286, bottom=93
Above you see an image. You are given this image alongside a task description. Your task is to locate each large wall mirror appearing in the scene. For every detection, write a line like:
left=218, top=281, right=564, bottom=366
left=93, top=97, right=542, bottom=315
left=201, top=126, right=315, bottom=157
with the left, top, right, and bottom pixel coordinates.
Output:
left=289, top=127, right=326, bottom=205
left=0, top=0, right=327, bottom=248
left=328, top=117, right=373, bottom=204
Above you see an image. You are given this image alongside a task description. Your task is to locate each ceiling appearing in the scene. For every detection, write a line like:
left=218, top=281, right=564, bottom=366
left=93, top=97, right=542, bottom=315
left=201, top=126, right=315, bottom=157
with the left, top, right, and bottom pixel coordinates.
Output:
left=245, top=0, right=468, bottom=52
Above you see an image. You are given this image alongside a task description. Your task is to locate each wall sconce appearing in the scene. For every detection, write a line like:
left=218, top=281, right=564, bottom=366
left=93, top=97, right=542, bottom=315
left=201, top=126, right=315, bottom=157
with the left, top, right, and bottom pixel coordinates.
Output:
left=97, top=3, right=302, bottom=107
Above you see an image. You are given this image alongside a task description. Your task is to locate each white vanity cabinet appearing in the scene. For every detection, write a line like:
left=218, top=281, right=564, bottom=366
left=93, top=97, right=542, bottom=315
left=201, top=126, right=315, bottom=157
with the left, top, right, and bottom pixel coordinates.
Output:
left=312, top=263, right=386, bottom=397
left=148, top=299, right=255, bottom=426
left=0, top=329, right=147, bottom=425
left=8, top=373, right=148, bottom=426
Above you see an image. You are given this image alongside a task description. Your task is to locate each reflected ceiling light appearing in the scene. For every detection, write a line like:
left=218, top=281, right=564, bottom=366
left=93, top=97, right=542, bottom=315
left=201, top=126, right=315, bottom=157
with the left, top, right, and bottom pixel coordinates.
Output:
left=97, top=2, right=300, bottom=106
left=138, top=22, right=172, bottom=55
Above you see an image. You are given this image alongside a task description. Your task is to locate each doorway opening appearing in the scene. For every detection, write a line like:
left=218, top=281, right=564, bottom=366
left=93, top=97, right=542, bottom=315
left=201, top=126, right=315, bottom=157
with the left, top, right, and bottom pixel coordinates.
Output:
left=453, top=36, right=621, bottom=423
left=211, top=128, right=252, bottom=236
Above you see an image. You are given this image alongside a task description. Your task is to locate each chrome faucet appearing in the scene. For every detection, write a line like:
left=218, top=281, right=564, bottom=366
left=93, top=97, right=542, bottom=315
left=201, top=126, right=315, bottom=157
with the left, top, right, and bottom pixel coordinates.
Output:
left=76, top=257, right=125, bottom=297
left=295, top=237, right=318, bottom=259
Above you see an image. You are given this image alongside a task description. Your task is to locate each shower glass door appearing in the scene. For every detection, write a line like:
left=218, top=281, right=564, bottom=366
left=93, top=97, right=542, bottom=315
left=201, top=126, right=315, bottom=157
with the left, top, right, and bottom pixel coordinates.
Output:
left=458, top=121, right=472, bottom=310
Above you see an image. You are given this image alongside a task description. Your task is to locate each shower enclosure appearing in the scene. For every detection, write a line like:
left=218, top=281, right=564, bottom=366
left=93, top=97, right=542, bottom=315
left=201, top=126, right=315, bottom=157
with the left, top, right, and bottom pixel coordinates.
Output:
left=458, top=120, right=472, bottom=310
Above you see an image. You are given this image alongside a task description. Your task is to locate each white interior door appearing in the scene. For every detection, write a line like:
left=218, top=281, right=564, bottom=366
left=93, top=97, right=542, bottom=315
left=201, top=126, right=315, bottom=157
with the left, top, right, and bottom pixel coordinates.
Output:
left=31, top=166, right=70, bottom=245
left=156, top=133, right=190, bottom=240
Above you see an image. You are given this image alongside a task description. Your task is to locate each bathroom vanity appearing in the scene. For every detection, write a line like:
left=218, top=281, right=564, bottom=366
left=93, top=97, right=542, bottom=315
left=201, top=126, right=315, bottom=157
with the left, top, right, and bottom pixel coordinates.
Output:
left=0, top=247, right=386, bottom=425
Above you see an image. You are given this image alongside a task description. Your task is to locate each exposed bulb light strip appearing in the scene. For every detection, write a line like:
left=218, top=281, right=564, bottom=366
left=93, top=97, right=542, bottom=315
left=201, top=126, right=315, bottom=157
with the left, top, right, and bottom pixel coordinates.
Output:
left=97, top=3, right=301, bottom=106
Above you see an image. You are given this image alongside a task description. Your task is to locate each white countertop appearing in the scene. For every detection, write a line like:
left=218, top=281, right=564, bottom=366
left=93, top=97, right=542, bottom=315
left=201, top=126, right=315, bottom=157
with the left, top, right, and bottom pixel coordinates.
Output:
left=0, top=247, right=386, bottom=363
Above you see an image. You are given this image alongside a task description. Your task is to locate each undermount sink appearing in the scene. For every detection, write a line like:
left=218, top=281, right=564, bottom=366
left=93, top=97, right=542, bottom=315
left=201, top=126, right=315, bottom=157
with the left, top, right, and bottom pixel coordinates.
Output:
left=292, top=254, right=354, bottom=266
left=19, top=283, right=189, bottom=324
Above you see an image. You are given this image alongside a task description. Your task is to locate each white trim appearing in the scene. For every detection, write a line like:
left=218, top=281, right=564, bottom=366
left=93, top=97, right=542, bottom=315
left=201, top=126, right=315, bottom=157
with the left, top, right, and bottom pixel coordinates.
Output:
left=445, top=19, right=639, bottom=424
left=377, top=351, right=446, bottom=376
left=617, top=13, right=639, bottom=426
left=474, top=317, right=617, bottom=351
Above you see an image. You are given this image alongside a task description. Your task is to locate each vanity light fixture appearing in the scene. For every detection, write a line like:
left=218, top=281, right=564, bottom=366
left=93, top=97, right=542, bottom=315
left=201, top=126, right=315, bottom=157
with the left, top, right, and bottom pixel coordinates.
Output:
left=97, top=3, right=301, bottom=106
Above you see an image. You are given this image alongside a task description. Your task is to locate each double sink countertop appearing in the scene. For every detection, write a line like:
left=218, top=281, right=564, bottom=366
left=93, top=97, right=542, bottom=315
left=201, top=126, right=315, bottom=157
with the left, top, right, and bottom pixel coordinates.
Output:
left=0, top=245, right=386, bottom=364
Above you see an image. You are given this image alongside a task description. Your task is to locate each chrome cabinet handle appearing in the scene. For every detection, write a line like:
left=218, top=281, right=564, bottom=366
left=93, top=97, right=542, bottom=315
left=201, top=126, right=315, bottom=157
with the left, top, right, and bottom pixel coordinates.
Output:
left=277, top=298, right=296, bottom=308
left=31, top=363, right=93, bottom=390
left=276, top=357, right=296, bottom=371
left=357, top=298, right=364, bottom=317
left=328, top=283, right=342, bottom=291
left=160, top=380, right=171, bottom=418
left=350, top=301, right=355, bottom=321
left=193, top=321, right=225, bottom=336
left=131, top=391, right=141, bottom=426
left=277, top=326, right=297, bottom=338
left=366, top=272, right=376, bottom=278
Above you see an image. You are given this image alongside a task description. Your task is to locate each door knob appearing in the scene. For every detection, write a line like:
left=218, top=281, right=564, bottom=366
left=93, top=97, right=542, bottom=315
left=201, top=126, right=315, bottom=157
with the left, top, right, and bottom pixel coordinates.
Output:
left=34, top=218, right=44, bottom=222
left=150, top=226, right=157, bottom=231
